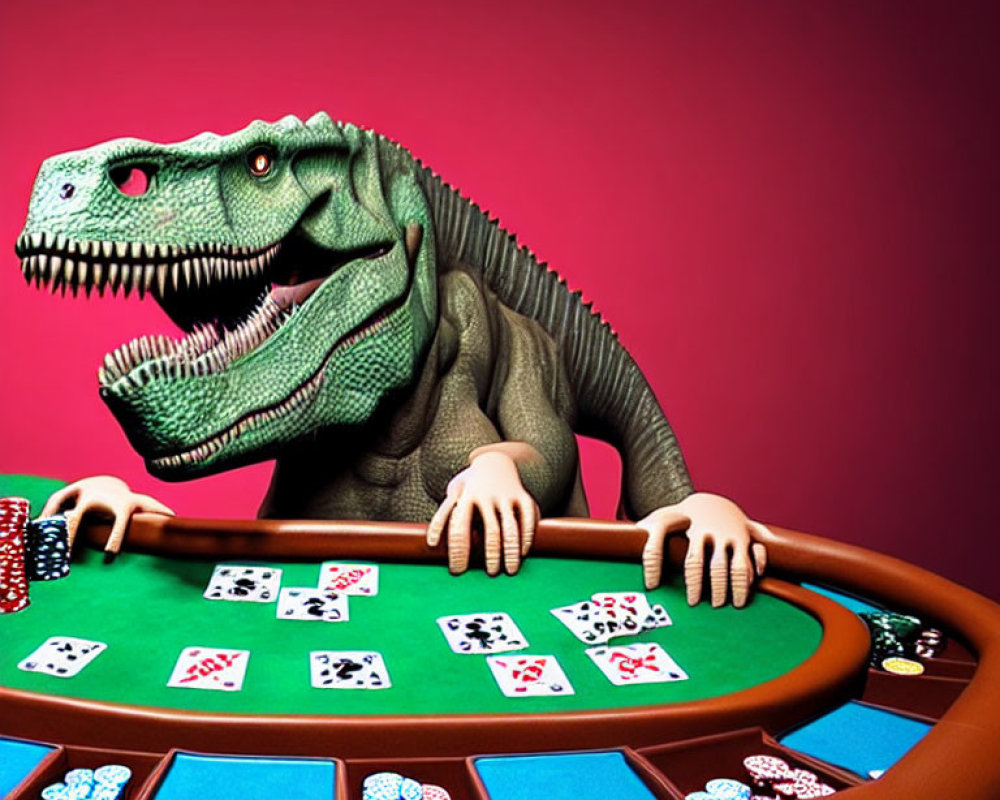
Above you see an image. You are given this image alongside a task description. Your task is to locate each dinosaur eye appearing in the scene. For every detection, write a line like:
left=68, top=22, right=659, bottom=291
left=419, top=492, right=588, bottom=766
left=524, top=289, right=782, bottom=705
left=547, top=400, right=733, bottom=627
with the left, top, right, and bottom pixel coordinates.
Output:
left=248, top=147, right=275, bottom=178
left=109, top=164, right=154, bottom=197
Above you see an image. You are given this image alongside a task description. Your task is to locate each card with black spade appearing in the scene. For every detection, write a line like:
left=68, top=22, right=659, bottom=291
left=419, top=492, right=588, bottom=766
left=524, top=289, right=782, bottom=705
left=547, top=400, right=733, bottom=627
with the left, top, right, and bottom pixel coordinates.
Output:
left=436, top=612, right=528, bottom=654
left=550, top=600, right=621, bottom=644
left=203, top=564, right=282, bottom=603
left=309, top=650, right=391, bottom=689
left=18, top=636, right=107, bottom=678
left=276, top=587, right=349, bottom=622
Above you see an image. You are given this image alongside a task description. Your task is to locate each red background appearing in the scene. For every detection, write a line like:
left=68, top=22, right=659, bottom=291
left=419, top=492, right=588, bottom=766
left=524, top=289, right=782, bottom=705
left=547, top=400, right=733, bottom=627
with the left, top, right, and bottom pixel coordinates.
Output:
left=1, top=1, right=997, bottom=601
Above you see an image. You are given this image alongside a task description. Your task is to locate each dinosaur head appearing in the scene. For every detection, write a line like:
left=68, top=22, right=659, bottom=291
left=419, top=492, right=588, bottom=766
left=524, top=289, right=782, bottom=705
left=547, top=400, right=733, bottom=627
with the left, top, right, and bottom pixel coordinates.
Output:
left=15, top=113, right=438, bottom=478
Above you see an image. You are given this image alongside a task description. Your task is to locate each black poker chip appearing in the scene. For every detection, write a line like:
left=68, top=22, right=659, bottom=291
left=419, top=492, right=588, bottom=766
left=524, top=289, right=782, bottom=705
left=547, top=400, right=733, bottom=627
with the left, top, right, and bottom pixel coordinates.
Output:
left=26, top=514, right=71, bottom=581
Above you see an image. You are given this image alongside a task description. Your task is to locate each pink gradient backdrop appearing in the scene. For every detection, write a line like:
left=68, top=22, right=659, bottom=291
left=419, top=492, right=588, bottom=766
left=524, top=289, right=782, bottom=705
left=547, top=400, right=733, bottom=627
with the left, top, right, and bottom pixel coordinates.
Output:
left=1, top=1, right=996, bottom=600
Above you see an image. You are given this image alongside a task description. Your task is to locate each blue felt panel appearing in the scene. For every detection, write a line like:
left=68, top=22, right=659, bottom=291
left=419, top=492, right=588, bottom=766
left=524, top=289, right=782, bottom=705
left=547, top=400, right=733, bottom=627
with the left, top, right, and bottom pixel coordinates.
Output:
left=779, top=701, right=932, bottom=777
left=152, top=752, right=337, bottom=800
left=0, top=737, right=56, bottom=797
left=475, top=751, right=657, bottom=800
left=801, top=583, right=882, bottom=616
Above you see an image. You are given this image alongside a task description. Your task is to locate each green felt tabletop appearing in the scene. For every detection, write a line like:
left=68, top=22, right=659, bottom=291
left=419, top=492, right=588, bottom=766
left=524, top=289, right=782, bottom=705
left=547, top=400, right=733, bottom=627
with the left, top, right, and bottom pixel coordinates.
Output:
left=0, top=475, right=822, bottom=716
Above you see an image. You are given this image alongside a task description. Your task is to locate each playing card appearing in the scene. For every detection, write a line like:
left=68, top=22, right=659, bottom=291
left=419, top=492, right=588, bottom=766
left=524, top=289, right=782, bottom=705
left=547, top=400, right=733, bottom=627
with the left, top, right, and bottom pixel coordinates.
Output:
left=550, top=600, right=623, bottom=644
left=591, top=592, right=652, bottom=635
left=310, top=651, right=391, bottom=689
left=486, top=654, right=575, bottom=697
left=437, top=612, right=528, bottom=654
left=645, top=603, right=672, bottom=629
left=17, top=636, right=106, bottom=678
left=167, top=646, right=250, bottom=691
left=203, top=564, right=282, bottom=603
left=318, top=562, right=379, bottom=596
left=276, top=587, right=349, bottom=622
left=585, top=642, right=688, bottom=686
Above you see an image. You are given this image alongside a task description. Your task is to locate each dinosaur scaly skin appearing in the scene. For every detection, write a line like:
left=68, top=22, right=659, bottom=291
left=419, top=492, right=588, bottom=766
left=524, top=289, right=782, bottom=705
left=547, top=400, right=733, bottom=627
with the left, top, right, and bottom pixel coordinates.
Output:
left=15, top=113, right=692, bottom=528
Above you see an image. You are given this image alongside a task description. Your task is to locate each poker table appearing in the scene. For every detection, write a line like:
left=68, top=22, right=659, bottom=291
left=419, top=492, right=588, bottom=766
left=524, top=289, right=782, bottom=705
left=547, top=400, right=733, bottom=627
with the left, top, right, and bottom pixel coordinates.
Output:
left=2, top=475, right=1000, bottom=800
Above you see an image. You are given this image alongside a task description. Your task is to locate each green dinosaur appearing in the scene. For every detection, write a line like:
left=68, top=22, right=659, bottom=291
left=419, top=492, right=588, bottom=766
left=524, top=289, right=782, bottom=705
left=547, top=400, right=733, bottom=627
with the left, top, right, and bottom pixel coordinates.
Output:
left=15, top=113, right=767, bottom=606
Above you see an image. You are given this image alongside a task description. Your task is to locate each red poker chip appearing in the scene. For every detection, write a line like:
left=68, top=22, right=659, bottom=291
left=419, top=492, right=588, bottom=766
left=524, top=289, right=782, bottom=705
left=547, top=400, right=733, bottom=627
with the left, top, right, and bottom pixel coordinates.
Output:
left=744, top=755, right=793, bottom=785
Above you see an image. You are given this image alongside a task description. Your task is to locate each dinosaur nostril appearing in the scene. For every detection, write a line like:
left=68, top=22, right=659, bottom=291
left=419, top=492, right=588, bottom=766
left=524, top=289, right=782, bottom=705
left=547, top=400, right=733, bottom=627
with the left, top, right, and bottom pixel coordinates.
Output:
left=59, top=183, right=75, bottom=200
left=109, top=164, right=154, bottom=197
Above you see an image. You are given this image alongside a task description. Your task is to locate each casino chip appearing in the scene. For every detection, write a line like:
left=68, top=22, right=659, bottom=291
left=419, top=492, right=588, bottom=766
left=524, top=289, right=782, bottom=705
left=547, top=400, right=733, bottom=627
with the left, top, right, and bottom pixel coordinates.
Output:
left=881, top=656, right=925, bottom=675
left=860, top=610, right=944, bottom=669
left=26, top=514, right=71, bottom=581
left=0, top=497, right=31, bottom=614
left=40, top=763, right=131, bottom=800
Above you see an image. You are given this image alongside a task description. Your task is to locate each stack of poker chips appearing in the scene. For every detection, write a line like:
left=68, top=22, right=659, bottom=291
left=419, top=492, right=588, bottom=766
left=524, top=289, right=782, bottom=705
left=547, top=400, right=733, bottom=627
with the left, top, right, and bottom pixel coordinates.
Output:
left=742, top=755, right=836, bottom=799
left=26, top=514, right=72, bottom=581
left=362, top=771, right=451, bottom=800
left=859, top=610, right=946, bottom=674
left=0, top=496, right=31, bottom=613
left=41, top=764, right=132, bottom=800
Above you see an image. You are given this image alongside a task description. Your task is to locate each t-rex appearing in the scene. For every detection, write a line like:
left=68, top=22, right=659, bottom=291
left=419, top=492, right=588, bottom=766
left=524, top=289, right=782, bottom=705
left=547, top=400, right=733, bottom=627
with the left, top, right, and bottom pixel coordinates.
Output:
left=14, top=113, right=767, bottom=606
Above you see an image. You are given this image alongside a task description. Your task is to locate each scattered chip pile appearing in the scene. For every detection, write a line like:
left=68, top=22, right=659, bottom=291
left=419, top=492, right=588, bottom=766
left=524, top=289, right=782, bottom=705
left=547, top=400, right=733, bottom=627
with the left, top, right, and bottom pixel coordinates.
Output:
left=860, top=610, right=945, bottom=675
left=0, top=497, right=31, bottom=613
left=362, top=771, right=451, bottom=800
left=684, top=756, right=838, bottom=799
left=40, top=764, right=131, bottom=800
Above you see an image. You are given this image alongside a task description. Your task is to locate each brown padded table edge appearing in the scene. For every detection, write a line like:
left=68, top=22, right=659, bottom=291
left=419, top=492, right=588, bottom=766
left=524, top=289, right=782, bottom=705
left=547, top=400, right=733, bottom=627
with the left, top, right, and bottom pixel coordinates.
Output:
left=1, top=517, right=998, bottom=799
left=1, top=516, right=867, bottom=758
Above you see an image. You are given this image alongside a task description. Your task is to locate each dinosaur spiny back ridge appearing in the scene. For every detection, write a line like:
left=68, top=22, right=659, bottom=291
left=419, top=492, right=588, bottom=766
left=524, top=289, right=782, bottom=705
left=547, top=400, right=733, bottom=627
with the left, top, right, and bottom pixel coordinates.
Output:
left=375, top=134, right=691, bottom=513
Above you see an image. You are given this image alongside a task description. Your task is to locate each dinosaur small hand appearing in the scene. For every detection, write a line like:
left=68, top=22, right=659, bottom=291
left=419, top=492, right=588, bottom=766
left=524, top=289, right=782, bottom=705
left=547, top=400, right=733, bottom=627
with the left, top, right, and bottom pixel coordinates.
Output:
left=40, top=475, right=175, bottom=554
left=426, top=451, right=538, bottom=576
left=638, top=493, right=767, bottom=608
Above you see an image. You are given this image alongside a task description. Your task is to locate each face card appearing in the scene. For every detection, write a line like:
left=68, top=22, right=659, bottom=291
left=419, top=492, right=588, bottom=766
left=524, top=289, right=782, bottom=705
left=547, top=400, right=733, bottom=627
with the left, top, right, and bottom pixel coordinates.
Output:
left=203, top=565, right=282, bottom=603
left=276, top=587, right=349, bottom=622
left=437, top=612, right=528, bottom=654
left=487, top=654, right=575, bottom=697
left=310, top=650, right=391, bottom=689
left=586, top=642, right=688, bottom=686
left=318, top=562, right=379, bottom=596
left=167, top=646, right=249, bottom=691
left=551, top=601, right=622, bottom=644
left=17, top=636, right=107, bottom=678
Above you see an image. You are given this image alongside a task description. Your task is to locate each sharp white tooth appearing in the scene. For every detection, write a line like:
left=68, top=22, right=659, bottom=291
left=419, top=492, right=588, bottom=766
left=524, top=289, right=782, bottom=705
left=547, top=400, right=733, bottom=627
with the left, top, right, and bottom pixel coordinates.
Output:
left=67, top=240, right=78, bottom=255
left=78, top=240, right=91, bottom=256
left=171, top=262, right=181, bottom=292
left=116, top=241, right=128, bottom=259
left=144, top=242, right=156, bottom=259
left=182, top=259, right=193, bottom=289
left=130, top=242, right=143, bottom=260
left=143, top=264, right=156, bottom=293
left=76, top=260, right=89, bottom=291
left=108, top=263, right=120, bottom=293
left=92, top=261, right=103, bottom=289
left=157, top=264, right=168, bottom=296
left=120, top=264, right=133, bottom=297
left=103, top=241, right=114, bottom=259
left=51, top=255, right=64, bottom=282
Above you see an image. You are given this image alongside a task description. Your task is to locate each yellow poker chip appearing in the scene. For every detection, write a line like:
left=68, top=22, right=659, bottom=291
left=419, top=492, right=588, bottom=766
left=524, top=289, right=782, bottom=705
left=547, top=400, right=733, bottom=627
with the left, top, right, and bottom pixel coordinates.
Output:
left=882, top=656, right=925, bottom=675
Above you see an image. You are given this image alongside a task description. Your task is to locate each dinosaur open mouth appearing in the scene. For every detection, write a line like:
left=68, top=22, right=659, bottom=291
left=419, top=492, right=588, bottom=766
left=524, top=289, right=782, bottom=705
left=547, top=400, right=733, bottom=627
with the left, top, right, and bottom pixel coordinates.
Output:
left=14, top=231, right=393, bottom=392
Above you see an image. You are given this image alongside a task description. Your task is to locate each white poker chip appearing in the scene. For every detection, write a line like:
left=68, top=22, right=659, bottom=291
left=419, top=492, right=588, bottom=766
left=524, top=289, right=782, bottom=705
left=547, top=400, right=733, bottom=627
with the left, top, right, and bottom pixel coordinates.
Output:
left=705, top=778, right=752, bottom=800
left=94, top=765, right=131, bottom=784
